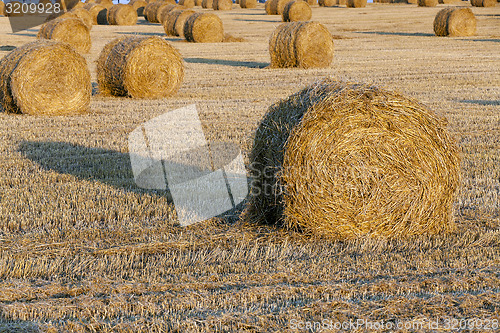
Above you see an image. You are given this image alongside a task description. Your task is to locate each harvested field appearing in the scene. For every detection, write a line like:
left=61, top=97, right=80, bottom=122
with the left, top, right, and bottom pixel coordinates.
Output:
left=0, top=2, right=499, bottom=332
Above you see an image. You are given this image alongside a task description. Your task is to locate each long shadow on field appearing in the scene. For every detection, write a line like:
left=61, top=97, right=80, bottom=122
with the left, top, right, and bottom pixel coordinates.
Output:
left=459, top=99, right=500, bottom=106
left=470, top=38, right=500, bottom=43
left=184, top=57, right=268, bottom=68
left=355, top=31, right=434, bottom=37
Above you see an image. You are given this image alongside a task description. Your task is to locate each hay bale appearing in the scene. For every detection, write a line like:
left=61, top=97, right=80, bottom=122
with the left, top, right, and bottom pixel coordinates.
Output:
left=96, top=0, right=113, bottom=8
left=307, top=0, right=318, bottom=5
left=184, top=12, right=224, bottom=42
left=265, top=0, right=273, bottom=13
left=240, top=0, right=258, bottom=8
left=70, top=8, right=93, bottom=29
left=144, top=0, right=167, bottom=22
left=55, top=0, right=81, bottom=11
left=282, top=1, right=311, bottom=21
left=202, top=0, right=214, bottom=8
left=270, top=0, right=292, bottom=13
left=269, top=21, right=333, bottom=68
left=418, top=0, right=437, bottom=6
left=73, top=1, right=84, bottom=9
left=0, top=40, right=90, bottom=115
left=158, top=4, right=184, bottom=24
left=213, top=0, right=233, bottom=10
left=244, top=79, right=461, bottom=239
left=318, top=0, right=336, bottom=6
left=107, top=4, right=138, bottom=25
left=194, top=0, right=203, bottom=5
left=96, top=36, right=184, bottom=98
left=434, top=7, right=476, bottom=36
left=179, top=0, right=196, bottom=7
left=0, top=1, right=5, bottom=15
left=84, top=3, right=106, bottom=24
left=471, top=0, right=496, bottom=6
left=163, top=9, right=195, bottom=36
left=336, top=0, right=346, bottom=4
left=37, top=17, right=91, bottom=53
left=346, top=0, right=366, bottom=7
left=129, top=0, right=148, bottom=16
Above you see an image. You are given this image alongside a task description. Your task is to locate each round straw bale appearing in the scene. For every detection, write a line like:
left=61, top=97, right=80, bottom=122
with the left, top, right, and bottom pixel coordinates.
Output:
left=213, top=0, right=232, bottom=10
left=144, top=0, right=166, bottom=22
left=96, top=36, right=184, bottom=98
left=471, top=0, right=496, bottom=6
left=307, top=0, right=317, bottom=5
left=270, top=0, right=292, bottom=13
left=37, top=17, right=91, bottom=53
left=70, top=8, right=93, bottom=29
left=282, top=1, right=311, bottom=21
left=0, top=40, right=90, bottom=115
left=85, top=0, right=95, bottom=4
left=174, top=9, right=195, bottom=36
left=55, top=0, right=81, bottom=11
left=346, top=0, right=366, bottom=7
left=163, top=9, right=195, bottom=36
left=240, top=0, right=258, bottom=7
left=184, top=12, right=224, bottom=42
left=129, top=0, right=148, bottom=16
left=202, top=0, right=214, bottom=7
left=265, top=0, right=273, bottom=13
left=107, top=4, right=138, bottom=25
left=158, top=4, right=183, bottom=24
left=96, top=0, right=113, bottom=8
left=84, top=3, right=106, bottom=24
left=73, top=1, right=84, bottom=9
left=318, top=0, right=336, bottom=5
left=433, top=7, right=476, bottom=37
left=244, top=79, right=461, bottom=239
left=0, top=1, right=4, bottom=16
left=269, top=21, right=333, bottom=68
left=194, top=0, right=202, bottom=5
left=179, top=0, right=195, bottom=7
left=418, top=0, right=437, bottom=6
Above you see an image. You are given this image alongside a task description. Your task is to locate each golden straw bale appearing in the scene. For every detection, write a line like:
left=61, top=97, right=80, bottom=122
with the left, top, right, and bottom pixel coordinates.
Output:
left=37, top=17, right=91, bottom=53
left=244, top=79, right=461, bottom=240
left=470, top=0, right=496, bottom=6
left=144, top=0, right=167, bottom=22
left=184, top=12, right=224, bottom=42
left=83, top=3, right=106, bottom=24
left=0, top=40, right=90, bottom=115
left=97, top=36, right=184, bottom=99
left=318, top=0, right=336, bottom=5
left=129, top=0, right=148, bottom=16
left=55, top=0, right=81, bottom=11
left=158, top=4, right=184, bottom=24
left=265, top=0, right=273, bottom=13
left=107, top=4, right=138, bottom=25
left=307, top=0, right=317, bottom=5
left=202, top=0, right=214, bottom=7
left=346, top=0, right=366, bottom=7
left=174, top=9, right=195, bottom=36
left=240, top=0, right=258, bottom=8
left=194, top=0, right=202, bottom=5
left=0, top=1, right=4, bottom=16
left=213, top=0, right=233, bottom=10
left=73, top=1, right=84, bottom=9
left=70, top=7, right=93, bottom=29
left=418, top=0, right=437, bottom=6
left=270, top=0, right=292, bottom=13
left=434, top=7, right=476, bottom=36
left=282, top=1, right=311, bottom=21
left=269, top=21, right=333, bottom=68
left=179, top=0, right=195, bottom=7
left=336, top=0, right=346, bottom=4
left=96, top=0, right=113, bottom=8
left=163, top=9, right=195, bottom=36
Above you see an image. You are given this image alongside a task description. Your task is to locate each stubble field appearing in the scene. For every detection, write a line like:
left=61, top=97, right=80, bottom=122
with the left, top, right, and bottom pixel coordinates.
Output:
left=0, top=2, right=499, bottom=332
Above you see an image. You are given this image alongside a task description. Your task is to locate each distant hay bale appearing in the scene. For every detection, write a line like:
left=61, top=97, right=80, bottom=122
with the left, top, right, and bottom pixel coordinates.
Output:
left=213, top=0, right=233, bottom=10
left=179, top=0, right=195, bottom=7
left=96, top=0, right=113, bottom=8
left=107, top=4, right=138, bottom=25
left=84, top=3, right=106, bottom=24
left=269, top=21, right=334, bottom=68
left=282, top=1, right=312, bottom=22
left=438, top=0, right=461, bottom=3
left=346, top=0, right=366, bottom=7
left=163, top=9, right=195, bottom=36
left=244, top=79, right=461, bottom=240
left=96, top=6, right=108, bottom=24
left=55, top=0, right=81, bottom=11
left=265, top=0, right=273, bottom=13
left=434, top=7, right=476, bottom=36
left=270, top=0, right=292, bottom=14
left=194, top=0, right=202, bottom=5
left=184, top=12, right=224, bottom=42
left=307, top=0, right=317, bottom=5
left=37, top=17, right=91, bottom=53
left=240, top=0, right=258, bottom=8
left=318, top=0, right=336, bottom=6
left=144, top=1, right=166, bottom=22
left=71, top=8, right=93, bottom=29
left=129, top=0, right=148, bottom=16
left=0, top=40, right=90, bottom=115
left=0, top=1, right=4, bottom=16
left=418, top=0, right=437, bottom=6
left=97, top=36, right=184, bottom=98
left=336, top=0, right=346, bottom=4
left=470, top=0, right=496, bottom=6
left=202, top=0, right=213, bottom=8
left=158, top=4, right=184, bottom=24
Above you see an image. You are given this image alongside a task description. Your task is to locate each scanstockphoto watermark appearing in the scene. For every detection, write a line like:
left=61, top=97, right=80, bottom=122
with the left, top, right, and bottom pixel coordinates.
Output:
left=289, top=318, right=499, bottom=331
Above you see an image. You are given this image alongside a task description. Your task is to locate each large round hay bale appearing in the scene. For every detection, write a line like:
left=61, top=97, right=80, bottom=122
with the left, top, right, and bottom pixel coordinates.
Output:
left=194, top=0, right=202, bottom=5
left=73, top=1, right=84, bottom=9
left=202, top=0, right=214, bottom=8
left=96, top=0, right=113, bottom=8
left=37, top=17, right=91, bottom=53
left=84, top=3, right=106, bottom=24
left=270, top=0, right=292, bottom=13
left=179, top=0, right=195, bottom=7
left=307, top=0, right=317, bottom=5
left=265, top=0, right=273, bottom=13
left=318, top=0, right=336, bottom=5
left=471, top=0, right=496, bottom=6
left=213, top=0, right=232, bottom=10
left=346, top=0, right=366, bottom=7
left=282, top=1, right=311, bottom=21
left=158, top=4, right=184, bottom=24
left=269, top=21, right=333, bottom=68
left=70, top=8, right=93, bottom=29
left=97, top=36, right=184, bottom=99
left=0, top=40, right=90, bottom=115
left=163, top=9, right=195, bottom=36
left=129, top=0, right=148, bottom=16
left=418, top=0, right=437, bottom=6
left=244, top=79, right=461, bottom=240
left=107, top=4, right=138, bottom=25
left=144, top=0, right=168, bottom=22
left=55, top=0, right=81, bottom=11
left=240, top=0, right=258, bottom=7
left=184, top=12, right=224, bottom=43
left=434, top=7, right=476, bottom=36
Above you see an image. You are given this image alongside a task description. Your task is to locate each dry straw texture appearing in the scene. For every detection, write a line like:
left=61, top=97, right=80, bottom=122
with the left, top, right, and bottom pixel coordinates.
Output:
left=129, top=0, right=147, bottom=16
left=265, top=0, right=272, bottom=13
left=282, top=1, right=312, bottom=22
left=70, top=7, right=93, bottom=29
left=195, top=0, right=202, bottom=5
left=202, top=0, right=214, bottom=8
left=0, top=40, right=90, bottom=115
left=270, top=0, right=292, bottom=14
left=418, top=0, right=437, bottom=6
left=269, top=21, right=334, bottom=68
left=240, top=0, right=258, bottom=8
left=107, top=4, right=138, bottom=25
left=318, top=0, right=336, bottom=5
left=158, top=4, right=184, bottom=24
left=0, top=1, right=4, bottom=16
left=179, top=0, right=196, bottom=7
left=471, top=0, right=496, bottom=6
left=37, top=17, right=91, bottom=53
left=144, top=1, right=167, bottom=22
left=307, top=0, right=317, bottom=5
left=184, top=12, right=224, bottom=43
left=439, top=0, right=461, bottom=3
left=97, top=36, right=184, bottom=99
left=83, top=3, right=106, bottom=24
left=244, top=79, right=461, bottom=240
left=163, top=9, right=195, bottom=36
left=434, top=7, right=476, bottom=37
left=213, top=0, right=233, bottom=10
left=96, top=0, right=113, bottom=8
left=347, top=0, right=367, bottom=7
